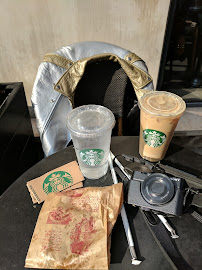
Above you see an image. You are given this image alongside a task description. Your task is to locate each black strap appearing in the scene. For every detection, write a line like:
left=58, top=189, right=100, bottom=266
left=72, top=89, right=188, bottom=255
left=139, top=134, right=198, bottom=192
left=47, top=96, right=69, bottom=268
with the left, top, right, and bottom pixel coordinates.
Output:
left=191, top=210, right=202, bottom=223
left=141, top=210, right=193, bottom=270
left=158, top=163, right=202, bottom=190
left=186, top=206, right=202, bottom=224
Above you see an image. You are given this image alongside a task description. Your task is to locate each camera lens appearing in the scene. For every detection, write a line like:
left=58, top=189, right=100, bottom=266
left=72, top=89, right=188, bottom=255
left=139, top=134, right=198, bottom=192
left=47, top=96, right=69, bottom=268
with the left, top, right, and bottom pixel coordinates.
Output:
left=141, top=173, right=174, bottom=205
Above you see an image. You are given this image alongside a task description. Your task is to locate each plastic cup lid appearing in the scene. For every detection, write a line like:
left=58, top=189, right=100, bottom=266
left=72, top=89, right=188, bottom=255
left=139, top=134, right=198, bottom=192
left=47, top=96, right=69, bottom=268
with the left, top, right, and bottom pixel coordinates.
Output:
left=66, top=105, right=115, bottom=137
left=139, top=91, right=186, bottom=117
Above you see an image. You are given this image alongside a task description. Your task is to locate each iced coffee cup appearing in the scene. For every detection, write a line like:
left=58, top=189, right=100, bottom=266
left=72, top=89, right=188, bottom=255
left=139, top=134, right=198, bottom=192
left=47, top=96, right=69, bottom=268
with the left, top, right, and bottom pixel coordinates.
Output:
left=139, top=91, right=186, bottom=162
left=67, top=105, right=115, bottom=179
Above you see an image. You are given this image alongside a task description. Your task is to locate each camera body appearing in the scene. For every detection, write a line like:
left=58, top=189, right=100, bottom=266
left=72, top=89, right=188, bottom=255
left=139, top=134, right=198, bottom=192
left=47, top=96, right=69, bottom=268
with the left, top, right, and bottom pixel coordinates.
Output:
left=127, top=171, right=184, bottom=216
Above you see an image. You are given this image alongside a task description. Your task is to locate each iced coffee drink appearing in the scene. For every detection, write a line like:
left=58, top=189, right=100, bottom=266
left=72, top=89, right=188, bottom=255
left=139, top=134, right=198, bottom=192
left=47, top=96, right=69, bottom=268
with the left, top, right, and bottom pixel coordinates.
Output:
left=139, top=91, right=186, bottom=162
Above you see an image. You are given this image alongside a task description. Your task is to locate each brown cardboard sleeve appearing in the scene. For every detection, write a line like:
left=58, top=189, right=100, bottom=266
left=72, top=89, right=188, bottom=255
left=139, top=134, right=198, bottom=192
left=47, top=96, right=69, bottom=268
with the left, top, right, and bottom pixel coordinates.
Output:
left=26, top=161, right=84, bottom=204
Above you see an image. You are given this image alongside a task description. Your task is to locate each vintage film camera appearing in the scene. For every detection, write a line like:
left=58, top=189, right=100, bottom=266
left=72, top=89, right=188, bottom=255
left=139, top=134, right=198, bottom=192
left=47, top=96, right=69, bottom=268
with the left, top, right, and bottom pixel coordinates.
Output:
left=127, top=171, right=184, bottom=216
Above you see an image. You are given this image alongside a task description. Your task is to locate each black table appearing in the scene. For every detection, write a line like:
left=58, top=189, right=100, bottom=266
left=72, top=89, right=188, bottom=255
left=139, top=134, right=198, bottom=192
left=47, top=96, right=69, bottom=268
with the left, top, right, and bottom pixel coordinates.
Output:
left=1, top=136, right=202, bottom=270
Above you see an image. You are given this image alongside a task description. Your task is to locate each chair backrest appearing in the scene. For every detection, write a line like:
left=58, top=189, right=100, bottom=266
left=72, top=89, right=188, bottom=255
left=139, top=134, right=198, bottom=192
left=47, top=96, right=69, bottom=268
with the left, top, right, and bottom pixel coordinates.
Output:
left=74, top=60, right=135, bottom=136
left=32, top=41, right=154, bottom=156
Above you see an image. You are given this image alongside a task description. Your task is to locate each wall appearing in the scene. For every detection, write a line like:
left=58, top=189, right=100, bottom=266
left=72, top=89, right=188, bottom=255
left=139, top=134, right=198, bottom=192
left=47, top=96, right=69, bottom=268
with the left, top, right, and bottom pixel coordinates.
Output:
left=0, top=0, right=170, bottom=106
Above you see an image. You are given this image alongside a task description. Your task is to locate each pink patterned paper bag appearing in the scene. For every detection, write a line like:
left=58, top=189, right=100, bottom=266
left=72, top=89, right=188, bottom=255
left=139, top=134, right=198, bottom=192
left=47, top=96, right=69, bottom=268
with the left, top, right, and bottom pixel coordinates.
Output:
left=25, top=183, right=123, bottom=269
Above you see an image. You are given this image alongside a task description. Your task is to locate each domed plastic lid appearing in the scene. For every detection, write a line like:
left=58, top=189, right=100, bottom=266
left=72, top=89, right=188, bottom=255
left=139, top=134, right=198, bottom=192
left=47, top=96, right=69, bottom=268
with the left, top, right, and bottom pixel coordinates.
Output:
left=66, top=105, right=115, bottom=137
left=141, top=173, right=174, bottom=205
left=139, top=91, right=186, bottom=117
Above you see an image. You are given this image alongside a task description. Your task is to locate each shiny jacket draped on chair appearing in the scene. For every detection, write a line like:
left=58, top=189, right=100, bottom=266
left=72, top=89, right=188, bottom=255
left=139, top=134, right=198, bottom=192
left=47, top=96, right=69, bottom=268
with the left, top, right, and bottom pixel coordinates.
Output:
left=32, top=41, right=154, bottom=156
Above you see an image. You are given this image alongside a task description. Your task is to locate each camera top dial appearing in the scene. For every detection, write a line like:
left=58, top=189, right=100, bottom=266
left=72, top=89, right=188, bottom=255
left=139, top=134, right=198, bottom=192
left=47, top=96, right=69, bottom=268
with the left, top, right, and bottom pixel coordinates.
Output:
left=141, top=173, right=174, bottom=205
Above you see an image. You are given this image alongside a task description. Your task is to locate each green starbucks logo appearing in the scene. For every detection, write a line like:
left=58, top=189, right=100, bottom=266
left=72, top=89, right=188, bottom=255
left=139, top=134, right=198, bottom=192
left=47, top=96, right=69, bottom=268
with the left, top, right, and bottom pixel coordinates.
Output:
left=43, top=171, right=73, bottom=194
left=79, top=149, right=104, bottom=166
left=143, top=129, right=166, bottom=148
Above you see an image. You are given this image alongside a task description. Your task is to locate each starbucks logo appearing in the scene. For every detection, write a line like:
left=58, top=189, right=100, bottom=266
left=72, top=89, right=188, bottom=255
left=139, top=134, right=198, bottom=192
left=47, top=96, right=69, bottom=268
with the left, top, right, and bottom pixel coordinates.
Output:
left=79, top=149, right=104, bottom=166
left=143, top=129, right=166, bottom=148
left=43, top=171, right=73, bottom=194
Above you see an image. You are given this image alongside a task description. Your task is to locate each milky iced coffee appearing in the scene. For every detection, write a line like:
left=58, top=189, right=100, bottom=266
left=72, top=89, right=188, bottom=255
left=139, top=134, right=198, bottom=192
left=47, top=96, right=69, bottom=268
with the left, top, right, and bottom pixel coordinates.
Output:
left=139, top=91, right=186, bottom=162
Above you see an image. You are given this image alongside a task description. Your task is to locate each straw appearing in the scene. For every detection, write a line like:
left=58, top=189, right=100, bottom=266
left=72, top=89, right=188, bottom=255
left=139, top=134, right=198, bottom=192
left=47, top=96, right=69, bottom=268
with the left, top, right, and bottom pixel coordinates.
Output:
left=108, top=152, right=142, bottom=265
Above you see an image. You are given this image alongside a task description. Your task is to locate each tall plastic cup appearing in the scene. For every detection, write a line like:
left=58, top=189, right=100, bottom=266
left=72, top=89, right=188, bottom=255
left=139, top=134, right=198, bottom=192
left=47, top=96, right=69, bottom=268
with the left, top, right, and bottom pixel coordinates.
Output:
left=66, top=105, right=115, bottom=179
left=139, top=91, right=186, bottom=162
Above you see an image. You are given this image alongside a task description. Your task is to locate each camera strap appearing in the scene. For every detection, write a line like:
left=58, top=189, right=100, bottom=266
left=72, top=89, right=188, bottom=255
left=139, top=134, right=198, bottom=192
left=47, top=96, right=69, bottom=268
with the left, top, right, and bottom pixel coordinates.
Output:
left=141, top=209, right=193, bottom=270
left=157, top=163, right=202, bottom=215
left=114, top=154, right=202, bottom=270
left=115, top=154, right=201, bottom=269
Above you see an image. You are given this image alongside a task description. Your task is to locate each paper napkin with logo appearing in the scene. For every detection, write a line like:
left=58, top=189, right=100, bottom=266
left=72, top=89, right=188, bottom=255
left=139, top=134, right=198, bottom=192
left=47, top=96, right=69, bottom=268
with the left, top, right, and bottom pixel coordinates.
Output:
left=26, top=161, right=84, bottom=204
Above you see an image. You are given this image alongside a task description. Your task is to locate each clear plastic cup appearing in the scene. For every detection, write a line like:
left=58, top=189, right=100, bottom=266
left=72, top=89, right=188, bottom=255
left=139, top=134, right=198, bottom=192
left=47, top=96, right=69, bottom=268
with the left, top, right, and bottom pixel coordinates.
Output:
left=139, top=91, right=186, bottom=162
left=66, top=105, right=115, bottom=179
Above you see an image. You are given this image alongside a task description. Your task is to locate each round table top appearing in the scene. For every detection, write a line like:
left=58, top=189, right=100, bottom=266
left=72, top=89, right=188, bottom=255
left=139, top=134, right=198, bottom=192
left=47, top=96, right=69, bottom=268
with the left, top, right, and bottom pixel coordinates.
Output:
left=0, top=136, right=202, bottom=270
